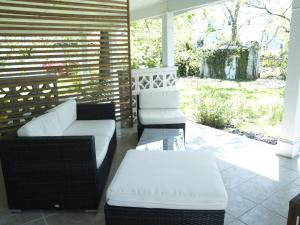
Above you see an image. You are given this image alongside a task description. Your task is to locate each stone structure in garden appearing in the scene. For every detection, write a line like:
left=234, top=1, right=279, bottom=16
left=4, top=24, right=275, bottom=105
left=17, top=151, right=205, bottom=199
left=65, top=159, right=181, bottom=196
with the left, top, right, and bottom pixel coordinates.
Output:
left=201, top=42, right=260, bottom=80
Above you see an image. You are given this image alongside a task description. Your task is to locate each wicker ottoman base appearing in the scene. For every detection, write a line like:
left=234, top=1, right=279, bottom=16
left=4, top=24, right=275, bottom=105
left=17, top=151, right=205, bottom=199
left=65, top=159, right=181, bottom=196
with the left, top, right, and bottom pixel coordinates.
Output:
left=104, top=204, right=225, bottom=225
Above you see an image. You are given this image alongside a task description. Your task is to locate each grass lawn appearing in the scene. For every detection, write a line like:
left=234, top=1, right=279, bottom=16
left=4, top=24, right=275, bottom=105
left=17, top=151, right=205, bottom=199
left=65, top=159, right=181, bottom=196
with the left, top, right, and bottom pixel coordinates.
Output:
left=178, top=78, right=285, bottom=137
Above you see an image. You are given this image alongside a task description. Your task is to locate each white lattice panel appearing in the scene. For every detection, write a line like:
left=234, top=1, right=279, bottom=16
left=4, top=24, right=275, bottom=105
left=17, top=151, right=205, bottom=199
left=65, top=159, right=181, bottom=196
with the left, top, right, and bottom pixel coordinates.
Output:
left=131, top=67, right=178, bottom=122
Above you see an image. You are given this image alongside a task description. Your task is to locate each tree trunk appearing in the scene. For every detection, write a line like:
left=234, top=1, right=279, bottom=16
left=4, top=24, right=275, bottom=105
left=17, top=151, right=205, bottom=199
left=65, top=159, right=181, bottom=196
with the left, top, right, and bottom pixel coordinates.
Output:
left=228, top=0, right=242, bottom=45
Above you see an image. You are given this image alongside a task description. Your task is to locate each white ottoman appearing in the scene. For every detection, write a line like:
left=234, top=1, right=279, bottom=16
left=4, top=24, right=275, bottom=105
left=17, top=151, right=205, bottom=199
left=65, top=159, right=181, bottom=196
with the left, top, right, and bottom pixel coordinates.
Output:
left=105, top=150, right=228, bottom=225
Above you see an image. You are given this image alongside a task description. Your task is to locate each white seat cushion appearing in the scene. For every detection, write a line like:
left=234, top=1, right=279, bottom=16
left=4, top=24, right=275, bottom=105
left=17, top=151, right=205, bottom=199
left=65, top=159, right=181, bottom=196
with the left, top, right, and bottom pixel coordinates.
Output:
left=17, top=111, right=63, bottom=137
left=139, top=109, right=185, bottom=125
left=95, top=136, right=110, bottom=168
left=63, top=120, right=115, bottom=139
left=106, top=150, right=228, bottom=210
left=139, top=90, right=180, bottom=109
left=50, top=99, right=77, bottom=131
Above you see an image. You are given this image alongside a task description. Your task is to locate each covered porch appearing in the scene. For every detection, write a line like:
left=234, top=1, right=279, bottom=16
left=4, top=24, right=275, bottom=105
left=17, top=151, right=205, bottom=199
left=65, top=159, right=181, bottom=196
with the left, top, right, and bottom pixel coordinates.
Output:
left=0, top=0, right=300, bottom=225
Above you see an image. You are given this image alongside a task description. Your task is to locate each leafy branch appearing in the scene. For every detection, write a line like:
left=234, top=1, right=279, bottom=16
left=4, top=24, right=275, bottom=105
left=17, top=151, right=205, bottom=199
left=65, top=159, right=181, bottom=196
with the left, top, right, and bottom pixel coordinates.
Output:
left=245, top=1, right=292, bottom=24
left=245, top=0, right=292, bottom=48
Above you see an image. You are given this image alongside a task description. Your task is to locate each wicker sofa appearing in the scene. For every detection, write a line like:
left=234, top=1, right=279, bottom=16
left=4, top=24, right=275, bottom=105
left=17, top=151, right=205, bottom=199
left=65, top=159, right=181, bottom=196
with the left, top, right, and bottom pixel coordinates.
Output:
left=0, top=100, right=117, bottom=210
left=137, top=89, right=186, bottom=139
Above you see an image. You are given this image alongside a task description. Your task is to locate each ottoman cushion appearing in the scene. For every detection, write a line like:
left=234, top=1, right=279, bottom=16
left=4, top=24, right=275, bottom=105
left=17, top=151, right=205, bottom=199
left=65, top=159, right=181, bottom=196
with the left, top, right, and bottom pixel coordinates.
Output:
left=106, top=150, right=228, bottom=210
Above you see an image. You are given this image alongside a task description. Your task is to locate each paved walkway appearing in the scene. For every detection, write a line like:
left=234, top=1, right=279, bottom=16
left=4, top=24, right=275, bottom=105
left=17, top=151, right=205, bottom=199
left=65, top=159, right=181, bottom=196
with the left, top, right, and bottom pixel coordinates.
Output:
left=185, top=122, right=299, bottom=225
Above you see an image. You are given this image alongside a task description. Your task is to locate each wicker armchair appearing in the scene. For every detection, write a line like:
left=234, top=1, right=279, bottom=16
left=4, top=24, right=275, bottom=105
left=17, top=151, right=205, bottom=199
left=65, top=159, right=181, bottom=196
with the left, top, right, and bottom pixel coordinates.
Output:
left=0, top=102, right=116, bottom=210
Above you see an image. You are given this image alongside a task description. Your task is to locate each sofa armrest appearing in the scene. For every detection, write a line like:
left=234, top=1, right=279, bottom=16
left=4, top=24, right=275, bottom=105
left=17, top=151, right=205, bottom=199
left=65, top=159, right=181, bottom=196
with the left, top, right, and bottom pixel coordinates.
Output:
left=0, top=136, right=97, bottom=169
left=0, top=136, right=100, bottom=210
left=77, top=103, right=116, bottom=120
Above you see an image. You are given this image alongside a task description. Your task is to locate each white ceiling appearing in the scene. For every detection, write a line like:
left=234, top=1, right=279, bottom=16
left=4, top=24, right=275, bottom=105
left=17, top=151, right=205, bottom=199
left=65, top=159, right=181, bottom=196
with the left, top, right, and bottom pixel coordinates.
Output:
left=130, top=0, right=224, bottom=20
left=130, top=0, right=167, bottom=12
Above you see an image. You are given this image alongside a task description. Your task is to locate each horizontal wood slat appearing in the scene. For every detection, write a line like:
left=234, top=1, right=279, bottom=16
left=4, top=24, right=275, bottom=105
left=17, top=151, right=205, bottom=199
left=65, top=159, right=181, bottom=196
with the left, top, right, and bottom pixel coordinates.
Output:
left=0, top=48, right=128, bottom=55
left=0, top=35, right=128, bottom=40
left=9, top=0, right=128, bottom=10
left=0, top=68, right=130, bottom=79
left=3, top=53, right=129, bottom=60
left=0, top=0, right=133, bottom=136
left=0, top=43, right=128, bottom=48
left=0, top=2, right=127, bottom=14
left=1, top=57, right=129, bottom=66
left=0, top=8, right=127, bottom=20
left=0, top=61, right=129, bottom=72
left=0, top=21, right=128, bottom=29
left=0, top=74, right=129, bottom=87
left=80, top=0, right=127, bottom=5
left=0, top=26, right=128, bottom=33
left=0, top=14, right=128, bottom=23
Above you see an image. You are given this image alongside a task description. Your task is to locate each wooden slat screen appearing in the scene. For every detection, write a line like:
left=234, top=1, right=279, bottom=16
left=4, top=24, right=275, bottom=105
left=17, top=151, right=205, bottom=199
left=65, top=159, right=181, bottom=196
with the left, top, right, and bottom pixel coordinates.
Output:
left=0, top=0, right=133, bottom=136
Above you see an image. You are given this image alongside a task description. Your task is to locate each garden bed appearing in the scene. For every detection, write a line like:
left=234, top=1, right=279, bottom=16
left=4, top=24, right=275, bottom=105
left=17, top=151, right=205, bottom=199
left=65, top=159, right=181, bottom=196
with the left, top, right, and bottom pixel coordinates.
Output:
left=226, top=126, right=278, bottom=145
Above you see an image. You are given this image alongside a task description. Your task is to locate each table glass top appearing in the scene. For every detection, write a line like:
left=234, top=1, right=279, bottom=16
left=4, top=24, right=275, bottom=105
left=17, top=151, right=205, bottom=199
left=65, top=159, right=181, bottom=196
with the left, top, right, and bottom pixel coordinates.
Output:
left=136, top=128, right=185, bottom=151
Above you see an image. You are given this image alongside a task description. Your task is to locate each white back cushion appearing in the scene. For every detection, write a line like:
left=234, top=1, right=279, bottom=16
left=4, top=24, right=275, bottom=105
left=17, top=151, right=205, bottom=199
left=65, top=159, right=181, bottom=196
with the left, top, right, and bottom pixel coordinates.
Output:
left=18, top=111, right=63, bottom=137
left=51, top=99, right=77, bottom=131
left=139, top=90, right=180, bottom=109
left=63, top=120, right=115, bottom=139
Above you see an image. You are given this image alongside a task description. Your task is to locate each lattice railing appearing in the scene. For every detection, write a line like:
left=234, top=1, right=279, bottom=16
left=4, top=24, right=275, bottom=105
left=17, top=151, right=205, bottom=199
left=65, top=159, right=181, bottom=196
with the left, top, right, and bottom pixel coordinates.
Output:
left=0, top=75, right=59, bottom=136
left=131, top=67, right=178, bottom=122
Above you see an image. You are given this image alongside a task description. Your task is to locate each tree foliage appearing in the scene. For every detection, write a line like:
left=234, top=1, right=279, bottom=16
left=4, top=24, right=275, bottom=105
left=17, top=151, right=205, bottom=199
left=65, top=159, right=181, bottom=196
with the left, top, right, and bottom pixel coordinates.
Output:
left=174, top=12, right=203, bottom=77
left=130, top=19, right=162, bottom=69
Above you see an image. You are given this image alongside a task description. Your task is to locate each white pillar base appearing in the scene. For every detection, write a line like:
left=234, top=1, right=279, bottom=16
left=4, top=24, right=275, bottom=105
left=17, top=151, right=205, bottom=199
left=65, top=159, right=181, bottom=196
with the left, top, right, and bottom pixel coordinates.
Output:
left=276, top=138, right=300, bottom=158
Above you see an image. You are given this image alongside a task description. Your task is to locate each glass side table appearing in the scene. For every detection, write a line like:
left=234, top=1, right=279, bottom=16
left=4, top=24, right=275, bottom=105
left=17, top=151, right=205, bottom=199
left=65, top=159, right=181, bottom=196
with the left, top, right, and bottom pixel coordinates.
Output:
left=136, top=128, right=185, bottom=151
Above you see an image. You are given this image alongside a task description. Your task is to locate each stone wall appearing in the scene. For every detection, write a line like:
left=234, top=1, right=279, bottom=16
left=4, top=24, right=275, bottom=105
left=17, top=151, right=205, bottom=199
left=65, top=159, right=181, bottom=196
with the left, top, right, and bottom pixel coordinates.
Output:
left=201, top=42, right=260, bottom=80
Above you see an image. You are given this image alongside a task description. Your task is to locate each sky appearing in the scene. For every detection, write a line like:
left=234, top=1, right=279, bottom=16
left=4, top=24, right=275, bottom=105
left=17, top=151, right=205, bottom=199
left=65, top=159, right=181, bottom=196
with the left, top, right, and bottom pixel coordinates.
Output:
left=191, top=0, right=292, bottom=51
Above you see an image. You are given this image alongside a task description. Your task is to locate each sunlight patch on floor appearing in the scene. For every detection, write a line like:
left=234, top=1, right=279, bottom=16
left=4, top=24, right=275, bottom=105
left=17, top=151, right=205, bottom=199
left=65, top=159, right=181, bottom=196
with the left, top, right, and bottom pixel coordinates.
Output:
left=185, top=121, right=282, bottom=181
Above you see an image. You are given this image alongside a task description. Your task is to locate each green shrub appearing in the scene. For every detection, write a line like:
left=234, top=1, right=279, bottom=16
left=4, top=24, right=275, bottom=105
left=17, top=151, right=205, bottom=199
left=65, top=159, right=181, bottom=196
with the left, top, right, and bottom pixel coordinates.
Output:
left=194, top=90, right=238, bottom=129
left=261, top=51, right=288, bottom=79
left=269, top=103, right=283, bottom=125
left=175, top=42, right=202, bottom=77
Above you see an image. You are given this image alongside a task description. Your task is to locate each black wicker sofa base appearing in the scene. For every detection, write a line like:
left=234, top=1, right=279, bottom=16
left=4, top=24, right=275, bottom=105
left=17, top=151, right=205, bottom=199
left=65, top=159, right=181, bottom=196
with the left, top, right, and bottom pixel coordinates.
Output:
left=105, top=204, right=225, bottom=225
left=0, top=103, right=117, bottom=210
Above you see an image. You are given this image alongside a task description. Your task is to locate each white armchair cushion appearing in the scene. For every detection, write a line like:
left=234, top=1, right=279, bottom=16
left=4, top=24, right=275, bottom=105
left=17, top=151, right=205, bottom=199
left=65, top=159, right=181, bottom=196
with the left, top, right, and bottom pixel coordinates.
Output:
left=17, top=111, right=63, bottom=137
left=63, top=120, right=115, bottom=139
left=51, top=99, right=77, bottom=131
left=95, top=136, right=110, bottom=167
left=139, top=109, right=185, bottom=125
left=139, top=90, right=180, bottom=109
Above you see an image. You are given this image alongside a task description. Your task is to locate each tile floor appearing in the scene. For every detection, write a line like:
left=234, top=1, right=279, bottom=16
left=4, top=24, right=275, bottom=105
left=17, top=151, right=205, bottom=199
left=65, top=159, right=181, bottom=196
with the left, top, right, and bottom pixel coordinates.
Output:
left=0, top=122, right=300, bottom=225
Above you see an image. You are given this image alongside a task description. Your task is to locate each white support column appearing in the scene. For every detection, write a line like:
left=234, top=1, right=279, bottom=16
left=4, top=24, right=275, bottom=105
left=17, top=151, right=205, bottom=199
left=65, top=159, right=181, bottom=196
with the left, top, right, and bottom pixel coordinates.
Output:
left=162, top=12, right=174, bottom=67
left=277, top=1, right=300, bottom=158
